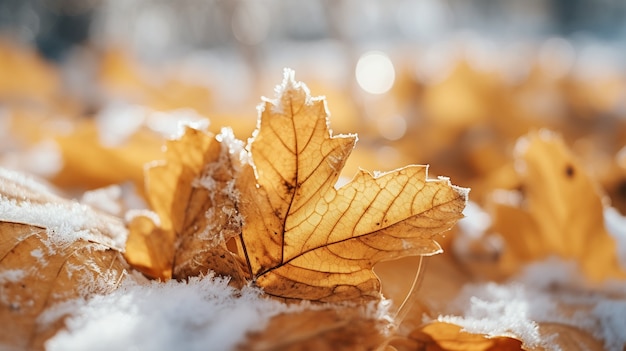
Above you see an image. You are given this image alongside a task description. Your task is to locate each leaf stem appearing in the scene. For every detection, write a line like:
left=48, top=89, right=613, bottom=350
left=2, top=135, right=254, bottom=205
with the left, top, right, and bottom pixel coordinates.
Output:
left=392, top=256, right=426, bottom=327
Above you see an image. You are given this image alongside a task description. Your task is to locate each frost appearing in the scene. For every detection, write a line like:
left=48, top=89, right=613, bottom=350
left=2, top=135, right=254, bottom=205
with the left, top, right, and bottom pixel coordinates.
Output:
left=439, top=283, right=543, bottom=348
left=0, top=198, right=127, bottom=250
left=81, top=185, right=123, bottom=216
left=0, top=168, right=128, bottom=250
left=45, top=274, right=301, bottom=351
left=441, top=258, right=626, bottom=351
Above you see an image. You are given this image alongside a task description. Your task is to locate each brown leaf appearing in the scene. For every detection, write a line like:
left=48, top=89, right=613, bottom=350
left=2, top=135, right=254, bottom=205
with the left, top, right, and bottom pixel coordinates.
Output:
left=396, top=322, right=523, bottom=351
left=0, top=169, right=131, bottom=350
left=490, top=130, right=626, bottom=281
left=240, top=307, right=389, bottom=351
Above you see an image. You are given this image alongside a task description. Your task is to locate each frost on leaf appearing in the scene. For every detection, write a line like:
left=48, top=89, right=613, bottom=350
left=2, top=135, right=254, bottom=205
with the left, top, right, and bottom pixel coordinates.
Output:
left=126, top=69, right=468, bottom=303
left=124, top=126, right=248, bottom=285
left=0, top=169, right=130, bottom=351
left=490, top=130, right=626, bottom=281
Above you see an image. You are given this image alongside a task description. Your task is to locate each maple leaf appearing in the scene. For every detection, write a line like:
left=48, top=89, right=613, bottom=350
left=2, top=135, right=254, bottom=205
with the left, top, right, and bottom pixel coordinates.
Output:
left=490, top=130, right=626, bottom=281
left=126, top=69, right=468, bottom=304
left=234, top=70, right=468, bottom=302
left=0, top=168, right=131, bottom=350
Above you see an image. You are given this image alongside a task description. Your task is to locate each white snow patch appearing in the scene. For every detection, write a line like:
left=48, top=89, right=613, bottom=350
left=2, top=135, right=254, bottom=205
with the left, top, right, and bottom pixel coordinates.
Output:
left=440, top=259, right=626, bottom=351
left=593, top=300, right=626, bottom=351
left=125, top=209, right=161, bottom=227
left=604, top=206, right=626, bottom=269
left=0, top=269, right=26, bottom=283
left=0, top=167, right=57, bottom=197
left=1, top=167, right=127, bottom=250
left=81, top=185, right=123, bottom=216
left=438, top=282, right=543, bottom=348
left=45, top=275, right=304, bottom=351
left=0, top=196, right=127, bottom=251
left=96, top=104, right=147, bottom=147
left=146, top=109, right=209, bottom=139
left=1, top=139, right=63, bottom=177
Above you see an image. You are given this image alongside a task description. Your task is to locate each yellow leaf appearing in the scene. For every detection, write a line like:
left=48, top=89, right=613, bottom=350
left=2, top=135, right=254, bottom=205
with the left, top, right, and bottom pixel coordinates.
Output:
left=127, top=70, right=468, bottom=304
left=399, top=322, right=523, bottom=351
left=0, top=169, right=130, bottom=350
left=491, top=130, right=626, bottom=281
left=124, top=126, right=249, bottom=284
left=237, top=70, right=467, bottom=302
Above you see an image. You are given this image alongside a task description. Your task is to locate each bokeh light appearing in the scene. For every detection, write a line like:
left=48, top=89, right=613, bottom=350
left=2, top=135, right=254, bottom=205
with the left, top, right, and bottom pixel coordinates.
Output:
left=355, top=51, right=396, bottom=95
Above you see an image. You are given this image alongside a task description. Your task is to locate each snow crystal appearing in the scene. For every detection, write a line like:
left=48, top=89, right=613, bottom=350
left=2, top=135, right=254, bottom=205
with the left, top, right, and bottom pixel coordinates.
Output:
left=216, top=127, right=247, bottom=167
left=439, top=282, right=543, bottom=348
left=45, top=275, right=302, bottom=351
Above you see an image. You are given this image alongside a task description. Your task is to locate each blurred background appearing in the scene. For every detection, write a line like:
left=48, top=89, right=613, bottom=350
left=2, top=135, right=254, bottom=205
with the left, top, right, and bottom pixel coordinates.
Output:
left=1, top=0, right=626, bottom=211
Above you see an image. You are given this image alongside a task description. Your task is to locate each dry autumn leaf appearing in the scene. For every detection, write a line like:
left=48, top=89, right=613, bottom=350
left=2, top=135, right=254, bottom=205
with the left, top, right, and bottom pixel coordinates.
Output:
left=0, top=168, right=132, bottom=350
left=240, top=307, right=389, bottom=351
left=125, top=69, right=468, bottom=304
left=490, top=130, right=626, bottom=281
left=396, top=321, right=523, bottom=351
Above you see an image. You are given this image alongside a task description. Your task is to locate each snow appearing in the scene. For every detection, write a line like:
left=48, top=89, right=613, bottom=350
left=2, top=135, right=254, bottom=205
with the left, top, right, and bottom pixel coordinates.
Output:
left=439, top=258, right=626, bottom=351
left=0, top=269, right=26, bottom=283
left=96, top=104, right=147, bottom=147
left=45, top=274, right=305, bottom=351
left=95, top=104, right=210, bottom=147
left=593, top=300, right=626, bottom=351
left=438, top=282, right=542, bottom=348
left=604, top=207, right=626, bottom=269
left=0, top=139, right=63, bottom=178
left=0, top=167, right=128, bottom=251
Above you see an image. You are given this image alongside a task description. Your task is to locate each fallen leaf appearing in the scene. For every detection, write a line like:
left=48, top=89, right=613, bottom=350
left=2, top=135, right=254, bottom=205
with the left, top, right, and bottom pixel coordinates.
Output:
left=126, top=70, right=468, bottom=304
left=394, top=322, right=523, bottom=351
left=490, top=130, right=626, bottom=281
left=240, top=307, right=389, bottom=351
left=0, top=168, right=132, bottom=350
left=124, top=125, right=248, bottom=285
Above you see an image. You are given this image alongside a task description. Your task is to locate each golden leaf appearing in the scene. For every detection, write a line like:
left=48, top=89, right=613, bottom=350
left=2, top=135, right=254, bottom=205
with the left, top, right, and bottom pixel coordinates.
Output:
left=126, top=70, right=468, bottom=304
left=236, top=70, right=467, bottom=302
left=397, top=322, right=523, bottom=351
left=0, top=169, right=130, bottom=350
left=124, top=126, right=249, bottom=285
left=491, top=130, right=626, bottom=281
